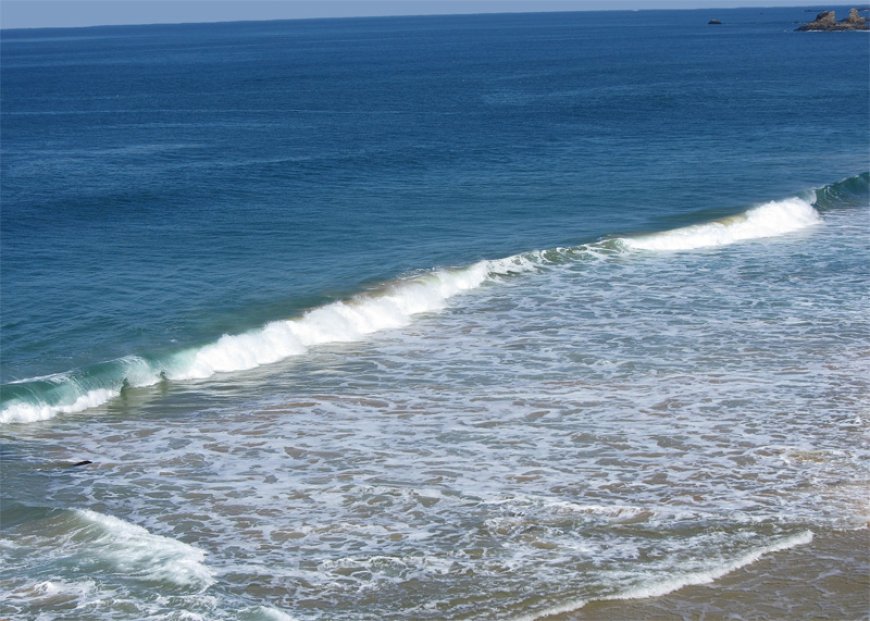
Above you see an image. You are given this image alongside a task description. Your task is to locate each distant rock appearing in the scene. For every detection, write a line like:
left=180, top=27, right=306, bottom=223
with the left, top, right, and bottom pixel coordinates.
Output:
left=796, top=8, right=869, bottom=30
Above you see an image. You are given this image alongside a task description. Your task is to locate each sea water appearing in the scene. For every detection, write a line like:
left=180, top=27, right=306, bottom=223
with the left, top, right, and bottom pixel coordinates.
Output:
left=1, top=7, right=868, bottom=620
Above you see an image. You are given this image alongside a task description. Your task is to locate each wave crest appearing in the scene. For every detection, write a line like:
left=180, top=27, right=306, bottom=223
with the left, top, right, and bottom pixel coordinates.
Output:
left=74, top=509, right=215, bottom=588
left=5, top=174, right=864, bottom=424
left=1, top=258, right=537, bottom=422
left=620, top=197, right=821, bottom=252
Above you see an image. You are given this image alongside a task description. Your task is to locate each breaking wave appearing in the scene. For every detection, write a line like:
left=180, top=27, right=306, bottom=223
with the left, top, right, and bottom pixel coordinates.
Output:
left=0, top=257, right=536, bottom=423
left=0, top=504, right=214, bottom=590
left=2, top=174, right=865, bottom=424
left=619, top=197, right=821, bottom=251
left=72, top=509, right=215, bottom=589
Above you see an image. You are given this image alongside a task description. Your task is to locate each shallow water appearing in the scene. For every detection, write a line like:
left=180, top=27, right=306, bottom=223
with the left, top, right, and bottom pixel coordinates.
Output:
left=2, top=7, right=869, bottom=621
left=3, top=191, right=869, bottom=619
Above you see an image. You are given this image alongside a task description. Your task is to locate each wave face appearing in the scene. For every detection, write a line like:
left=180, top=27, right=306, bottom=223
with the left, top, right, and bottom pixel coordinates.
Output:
left=619, top=197, right=821, bottom=251
left=0, top=257, right=536, bottom=423
left=813, top=171, right=869, bottom=211
left=2, top=174, right=866, bottom=424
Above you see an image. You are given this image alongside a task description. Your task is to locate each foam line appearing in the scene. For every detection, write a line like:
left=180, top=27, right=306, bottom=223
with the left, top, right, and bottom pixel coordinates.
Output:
left=1, top=177, right=849, bottom=424
left=513, top=530, right=814, bottom=621
left=74, top=509, right=215, bottom=588
left=621, top=197, right=821, bottom=251
left=0, top=257, right=535, bottom=423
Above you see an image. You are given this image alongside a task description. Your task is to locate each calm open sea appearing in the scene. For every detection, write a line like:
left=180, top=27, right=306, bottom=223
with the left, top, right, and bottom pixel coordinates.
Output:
left=1, top=7, right=868, bottom=620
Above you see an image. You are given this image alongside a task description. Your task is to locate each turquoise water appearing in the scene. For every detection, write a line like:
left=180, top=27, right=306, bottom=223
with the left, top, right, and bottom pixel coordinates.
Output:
left=1, top=7, right=868, bottom=620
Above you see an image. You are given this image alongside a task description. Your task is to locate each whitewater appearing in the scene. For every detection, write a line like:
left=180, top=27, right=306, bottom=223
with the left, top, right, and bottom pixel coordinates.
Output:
left=2, top=8, right=868, bottom=621
left=0, top=191, right=829, bottom=424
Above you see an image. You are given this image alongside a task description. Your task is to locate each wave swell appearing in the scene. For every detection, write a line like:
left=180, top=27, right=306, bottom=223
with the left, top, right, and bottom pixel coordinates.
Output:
left=619, top=197, right=821, bottom=251
left=1, top=257, right=535, bottom=423
left=2, top=174, right=865, bottom=424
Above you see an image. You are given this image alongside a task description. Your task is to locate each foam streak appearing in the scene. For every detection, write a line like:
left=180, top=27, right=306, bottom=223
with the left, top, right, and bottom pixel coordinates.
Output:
left=514, top=530, right=814, bottom=621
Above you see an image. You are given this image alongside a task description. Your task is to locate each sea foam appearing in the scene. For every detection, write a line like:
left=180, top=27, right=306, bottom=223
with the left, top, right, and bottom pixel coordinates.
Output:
left=513, top=530, right=814, bottom=621
left=621, top=197, right=821, bottom=251
left=0, top=257, right=534, bottom=423
left=0, top=192, right=827, bottom=424
left=74, top=509, right=215, bottom=589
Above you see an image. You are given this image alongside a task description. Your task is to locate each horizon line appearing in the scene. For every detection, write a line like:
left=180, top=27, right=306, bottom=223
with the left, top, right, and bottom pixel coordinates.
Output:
left=0, top=2, right=831, bottom=32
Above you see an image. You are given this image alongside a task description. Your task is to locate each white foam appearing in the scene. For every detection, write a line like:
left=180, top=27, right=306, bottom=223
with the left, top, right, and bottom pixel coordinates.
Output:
left=513, top=530, right=813, bottom=621
left=75, top=509, right=215, bottom=588
left=485, top=495, right=653, bottom=521
left=172, top=258, right=531, bottom=381
left=0, top=258, right=538, bottom=423
left=622, top=197, right=822, bottom=251
left=614, top=530, right=814, bottom=599
left=239, top=607, right=300, bottom=621
left=3, top=579, right=98, bottom=609
left=0, top=388, right=119, bottom=424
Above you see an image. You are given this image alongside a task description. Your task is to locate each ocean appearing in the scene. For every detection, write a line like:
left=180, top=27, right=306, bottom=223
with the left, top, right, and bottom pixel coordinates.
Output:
left=1, top=6, right=868, bottom=620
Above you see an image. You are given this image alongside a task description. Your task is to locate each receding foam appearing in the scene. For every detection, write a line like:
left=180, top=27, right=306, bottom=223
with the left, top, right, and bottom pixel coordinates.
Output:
left=512, top=530, right=814, bottom=621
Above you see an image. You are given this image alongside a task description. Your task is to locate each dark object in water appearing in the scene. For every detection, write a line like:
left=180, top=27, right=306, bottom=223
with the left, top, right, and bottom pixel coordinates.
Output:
left=708, top=19, right=722, bottom=25
left=70, top=460, right=93, bottom=467
left=796, top=8, right=868, bottom=30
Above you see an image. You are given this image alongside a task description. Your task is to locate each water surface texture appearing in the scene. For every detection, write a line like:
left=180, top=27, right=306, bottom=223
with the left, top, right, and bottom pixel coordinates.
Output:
left=1, top=7, right=868, bottom=620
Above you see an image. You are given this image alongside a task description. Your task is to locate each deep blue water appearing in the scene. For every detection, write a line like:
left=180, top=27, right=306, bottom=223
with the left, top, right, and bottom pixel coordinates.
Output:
left=2, top=7, right=867, bottom=385
left=1, top=9, right=869, bottom=621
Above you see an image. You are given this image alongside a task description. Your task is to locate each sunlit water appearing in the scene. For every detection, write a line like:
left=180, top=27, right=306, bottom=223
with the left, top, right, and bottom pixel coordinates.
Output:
left=1, top=7, right=868, bottom=620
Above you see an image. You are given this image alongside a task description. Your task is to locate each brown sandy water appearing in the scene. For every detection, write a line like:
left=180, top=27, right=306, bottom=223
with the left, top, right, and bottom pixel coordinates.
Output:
left=558, top=528, right=869, bottom=621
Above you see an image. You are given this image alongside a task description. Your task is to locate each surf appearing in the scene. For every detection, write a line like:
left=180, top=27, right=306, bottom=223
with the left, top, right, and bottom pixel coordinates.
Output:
left=618, top=196, right=821, bottom=251
left=1, top=174, right=865, bottom=424
left=0, top=257, right=537, bottom=423
left=0, top=504, right=214, bottom=589
left=512, top=530, right=814, bottom=621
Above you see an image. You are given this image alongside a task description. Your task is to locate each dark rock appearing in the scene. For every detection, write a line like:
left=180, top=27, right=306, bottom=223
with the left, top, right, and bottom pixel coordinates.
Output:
left=817, top=10, right=837, bottom=24
left=796, top=8, right=869, bottom=30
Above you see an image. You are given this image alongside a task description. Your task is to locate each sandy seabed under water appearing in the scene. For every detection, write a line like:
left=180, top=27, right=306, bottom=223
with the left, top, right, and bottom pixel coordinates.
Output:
left=558, top=528, right=869, bottom=621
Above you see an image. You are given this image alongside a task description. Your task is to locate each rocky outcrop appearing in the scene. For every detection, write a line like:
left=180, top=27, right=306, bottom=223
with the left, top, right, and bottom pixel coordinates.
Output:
left=796, top=8, right=869, bottom=31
